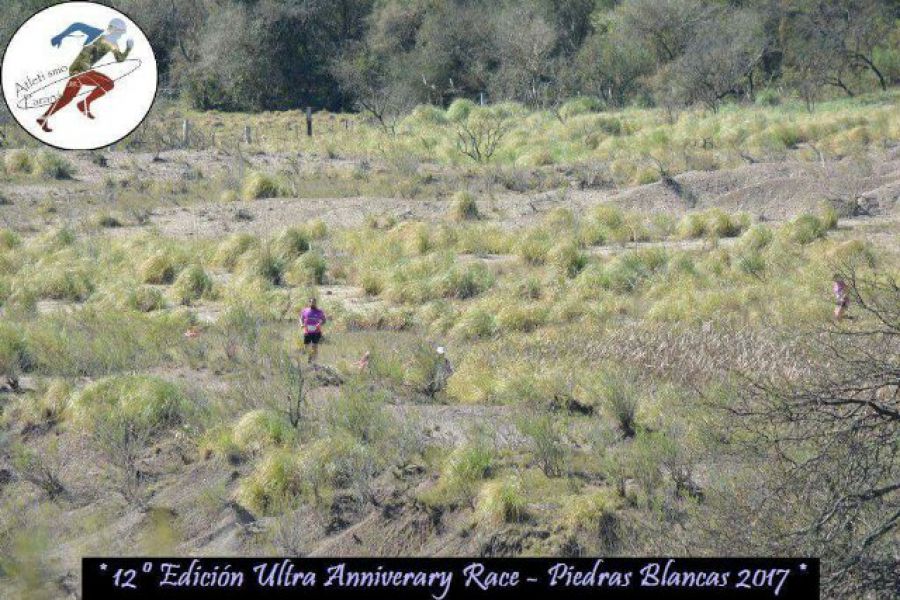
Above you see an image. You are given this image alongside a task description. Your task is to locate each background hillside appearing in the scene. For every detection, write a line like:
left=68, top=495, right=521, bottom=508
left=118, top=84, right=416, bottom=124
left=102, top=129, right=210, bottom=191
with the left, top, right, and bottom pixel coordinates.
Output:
left=3, top=0, right=900, bottom=114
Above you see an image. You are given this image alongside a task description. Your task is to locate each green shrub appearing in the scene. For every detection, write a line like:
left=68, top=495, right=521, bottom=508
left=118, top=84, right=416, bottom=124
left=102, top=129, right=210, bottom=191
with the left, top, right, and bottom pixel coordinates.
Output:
left=242, top=172, right=285, bottom=200
left=213, top=234, right=258, bottom=270
left=127, top=286, right=167, bottom=312
left=446, top=98, right=476, bottom=122
left=272, top=228, right=310, bottom=261
left=285, top=251, right=327, bottom=286
left=0, top=323, right=28, bottom=381
left=238, top=245, right=285, bottom=285
left=562, top=489, right=620, bottom=546
left=740, top=224, right=774, bottom=251
left=0, top=229, right=21, bottom=250
left=422, top=441, right=494, bottom=506
left=449, top=191, right=480, bottom=221
left=788, top=214, right=827, bottom=244
left=437, top=263, right=493, bottom=299
left=4, top=150, right=33, bottom=174
left=560, top=96, right=604, bottom=119
left=232, top=409, right=296, bottom=455
left=139, top=251, right=181, bottom=285
left=518, top=412, right=568, bottom=476
left=172, top=264, right=213, bottom=305
left=34, top=151, right=74, bottom=180
left=516, top=229, right=553, bottom=265
left=495, top=303, right=547, bottom=332
left=326, top=384, right=392, bottom=445
left=237, top=449, right=303, bottom=514
left=755, top=89, right=781, bottom=106
left=452, top=306, right=496, bottom=340
left=549, top=241, right=587, bottom=277
left=72, top=375, right=190, bottom=434
left=31, top=266, right=94, bottom=301
left=475, top=477, right=526, bottom=525
left=588, top=370, right=640, bottom=438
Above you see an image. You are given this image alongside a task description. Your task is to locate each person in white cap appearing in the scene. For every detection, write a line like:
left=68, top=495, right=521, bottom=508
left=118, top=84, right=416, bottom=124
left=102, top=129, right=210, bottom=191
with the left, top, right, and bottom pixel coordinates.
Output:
left=37, top=18, right=134, bottom=131
left=433, top=346, right=453, bottom=395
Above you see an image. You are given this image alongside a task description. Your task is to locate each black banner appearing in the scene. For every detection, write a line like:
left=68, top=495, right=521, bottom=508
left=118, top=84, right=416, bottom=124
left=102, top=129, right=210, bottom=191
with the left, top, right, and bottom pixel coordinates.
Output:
left=83, top=557, right=819, bottom=599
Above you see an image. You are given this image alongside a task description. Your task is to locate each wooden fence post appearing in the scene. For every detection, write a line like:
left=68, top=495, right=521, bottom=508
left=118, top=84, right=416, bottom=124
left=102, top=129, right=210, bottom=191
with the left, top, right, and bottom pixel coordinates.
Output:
left=182, top=119, right=190, bottom=148
left=244, top=125, right=252, bottom=145
left=306, top=107, right=313, bottom=137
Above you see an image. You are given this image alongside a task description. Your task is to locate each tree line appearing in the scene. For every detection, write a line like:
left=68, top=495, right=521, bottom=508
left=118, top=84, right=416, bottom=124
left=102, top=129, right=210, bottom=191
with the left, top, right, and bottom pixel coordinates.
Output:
left=2, top=0, right=899, bottom=115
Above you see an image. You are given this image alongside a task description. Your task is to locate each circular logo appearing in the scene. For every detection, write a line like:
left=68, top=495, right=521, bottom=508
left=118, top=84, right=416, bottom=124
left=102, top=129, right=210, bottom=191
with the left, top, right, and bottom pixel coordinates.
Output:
left=1, top=1, right=157, bottom=150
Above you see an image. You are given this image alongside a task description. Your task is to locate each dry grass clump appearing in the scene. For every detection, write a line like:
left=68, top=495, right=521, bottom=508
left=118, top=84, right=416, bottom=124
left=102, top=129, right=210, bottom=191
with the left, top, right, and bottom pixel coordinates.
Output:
left=677, top=210, right=750, bottom=239
left=213, top=234, right=259, bottom=270
left=449, top=191, right=480, bottom=221
left=475, top=477, right=526, bottom=525
left=126, top=286, right=167, bottom=312
left=419, top=441, right=495, bottom=507
left=71, top=375, right=191, bottom=433
left=139, top=250, right=183, bottom=284
left=242, top=172, right=286, bottom=200
left=172, top=264, right=214, bottom=305
left=561, top=488, right=620, bottom=546
left=232, top=409, right=297, bottom=455
left=34, top=151, right=75, bottom=180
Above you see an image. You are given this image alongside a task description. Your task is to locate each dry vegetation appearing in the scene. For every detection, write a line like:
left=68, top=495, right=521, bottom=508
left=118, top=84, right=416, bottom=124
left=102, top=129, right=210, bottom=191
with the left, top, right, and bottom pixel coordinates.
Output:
left=0, top=90, right=897, bottom=599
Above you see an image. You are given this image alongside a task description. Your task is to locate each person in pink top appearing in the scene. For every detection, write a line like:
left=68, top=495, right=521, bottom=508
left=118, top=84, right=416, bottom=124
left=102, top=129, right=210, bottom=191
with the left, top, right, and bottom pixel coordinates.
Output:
left=300, top=297, right=327, bottom=363
left=833, top=275, right=849, bottom=321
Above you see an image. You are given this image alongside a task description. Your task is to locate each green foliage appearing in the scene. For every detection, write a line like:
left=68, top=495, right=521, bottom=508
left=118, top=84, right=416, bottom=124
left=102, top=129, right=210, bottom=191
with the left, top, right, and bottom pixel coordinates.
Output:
left=449, top=191, right=480, bottom=221
left=421, top=441, right=494, bottom=506
left=34, top=151, right=74, bottom=180
left=518, top=412, right=569, bottom=477
left=172, top=264, right=214, bottom=305
left=232, top=409, right=297, bottom=455
left=72, top=375, right=190, bottom=434
left=139, top=251, right=182, bottom=285
left=475, top=477, right=526, bottom=525
left=242, top=172, right=286, bottom=200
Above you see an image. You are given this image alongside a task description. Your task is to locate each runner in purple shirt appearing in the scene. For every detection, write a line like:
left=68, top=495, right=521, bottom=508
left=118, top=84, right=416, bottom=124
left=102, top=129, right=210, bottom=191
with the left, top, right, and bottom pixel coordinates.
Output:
left=300, top=297, right=327, bottom=363
left=833, top=275, right=849, bottom=321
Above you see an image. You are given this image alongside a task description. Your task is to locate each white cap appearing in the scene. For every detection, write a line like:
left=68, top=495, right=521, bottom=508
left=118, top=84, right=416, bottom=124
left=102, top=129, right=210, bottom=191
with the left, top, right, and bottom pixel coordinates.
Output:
left=436, top=346, right=445, bottom=355
left=108, top=18, right=127, bottom=33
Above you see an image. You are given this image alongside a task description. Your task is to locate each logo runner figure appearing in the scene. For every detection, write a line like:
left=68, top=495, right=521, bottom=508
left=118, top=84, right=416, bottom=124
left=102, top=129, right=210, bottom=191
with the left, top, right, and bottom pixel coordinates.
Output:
left=37, top=18, right=133, bottom=132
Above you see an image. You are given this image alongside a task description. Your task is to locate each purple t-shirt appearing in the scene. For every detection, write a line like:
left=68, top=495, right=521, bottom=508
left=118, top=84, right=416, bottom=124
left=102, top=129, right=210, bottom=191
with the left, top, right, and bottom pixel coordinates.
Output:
left=301, top=307, right=326, bottom=333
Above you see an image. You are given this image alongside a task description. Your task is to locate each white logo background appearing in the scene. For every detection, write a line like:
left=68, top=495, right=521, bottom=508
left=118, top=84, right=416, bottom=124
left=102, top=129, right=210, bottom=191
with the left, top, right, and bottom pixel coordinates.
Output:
left=1, top=2, right=157, bottom=150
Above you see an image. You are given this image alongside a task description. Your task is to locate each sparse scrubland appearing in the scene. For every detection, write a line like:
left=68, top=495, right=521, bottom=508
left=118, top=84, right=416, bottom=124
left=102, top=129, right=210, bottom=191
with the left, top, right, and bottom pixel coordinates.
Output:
left=0, top=72, right=899, bottom=600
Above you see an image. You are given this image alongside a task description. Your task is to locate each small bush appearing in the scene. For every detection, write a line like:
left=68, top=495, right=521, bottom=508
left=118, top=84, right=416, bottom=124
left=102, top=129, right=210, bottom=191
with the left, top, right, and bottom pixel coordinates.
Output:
left=213, top=234, right=258, bottom=270
left=788, top=214, right=827, bottom=244
left=475, top=477, right=526, bottom=525
left=589, top=370, right=640, bottom=438
left=285, top=251, right=327, bottom=286
left=422, top=441, right=494, bottom=506
left=518, top=412, right=568, bottom=476
left=549, top=241, right=587, bottom=277
left=326, top=384, right=392, bottom=445
left=72, top=375, right=190, bottom=434
left=35, top=151, right=74, bottom=180
left=232, top=409, right=296, bottom=455
left=236, top=449, right=303, bottom=514
left=139, top=251, right=181, bottom=285
left=127, top=286, right=166, bottom=312
left=4, top=150, right=33, bottom=174
left=562, top=489, right=620, bottom=548
left=0, top=323, right=28, bottom=382
left=446, top=98, right=476, bottom=122
left=272, top=228, right=310, bottom=261
left=242, top=172, right=285, bottom=200
left=172, top=264, right=213, bottom=305
left=449, top=191, right=480, bottom=221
